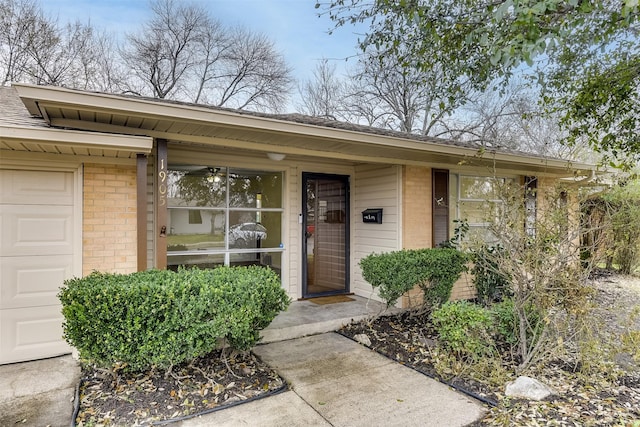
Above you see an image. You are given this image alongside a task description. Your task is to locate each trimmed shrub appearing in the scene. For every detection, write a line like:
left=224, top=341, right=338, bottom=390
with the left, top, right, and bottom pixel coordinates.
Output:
left=359, top=248, right=467, bottom=307
left=58, top=266, right=289, bottom=372
left=431, top=301, right=495, bottom=361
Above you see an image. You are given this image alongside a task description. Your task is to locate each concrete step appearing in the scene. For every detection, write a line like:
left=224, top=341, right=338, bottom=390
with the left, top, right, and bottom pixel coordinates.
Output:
left=259, top=295, right=396, bottom=344
left=0, top=355, right=80, bottom=427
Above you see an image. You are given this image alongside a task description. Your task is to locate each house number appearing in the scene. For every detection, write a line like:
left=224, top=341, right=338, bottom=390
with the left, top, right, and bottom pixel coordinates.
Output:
left=158, top=158, right=167, bottom=206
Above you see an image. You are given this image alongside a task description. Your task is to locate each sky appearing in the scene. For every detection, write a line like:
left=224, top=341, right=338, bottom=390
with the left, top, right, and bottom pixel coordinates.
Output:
left=40, top=0, right=365, bottom=91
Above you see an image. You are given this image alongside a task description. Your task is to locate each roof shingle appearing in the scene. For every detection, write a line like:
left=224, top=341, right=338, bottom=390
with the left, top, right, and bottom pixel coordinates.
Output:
left=0, top=86, right=49, bottom=129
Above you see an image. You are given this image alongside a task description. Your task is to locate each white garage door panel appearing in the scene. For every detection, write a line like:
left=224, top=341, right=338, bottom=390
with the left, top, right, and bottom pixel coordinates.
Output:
left=0, top=169, right=74, bottom=205
left=1, top=168, right=77, bottom=364
left=0, top=205, right=74, bottom=256
left=0, top=305, right=71, bottom=364
left=1, top=255, right=72, bottom=309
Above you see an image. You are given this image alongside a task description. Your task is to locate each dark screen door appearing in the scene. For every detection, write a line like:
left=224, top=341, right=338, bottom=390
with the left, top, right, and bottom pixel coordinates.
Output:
left=303, top=173, right=349, bottom=297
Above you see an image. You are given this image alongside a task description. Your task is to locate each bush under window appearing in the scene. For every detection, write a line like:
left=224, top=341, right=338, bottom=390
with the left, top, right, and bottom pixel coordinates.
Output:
left=58, top=266, right=290, bottom=372
left=359, top=248, right=467, bottom=307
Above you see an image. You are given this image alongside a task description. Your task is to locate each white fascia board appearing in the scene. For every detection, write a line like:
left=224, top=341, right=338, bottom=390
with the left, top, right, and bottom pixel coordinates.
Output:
left=12, top=83, right=594, bottom=173
left=0, top=124, right=153, bottom=153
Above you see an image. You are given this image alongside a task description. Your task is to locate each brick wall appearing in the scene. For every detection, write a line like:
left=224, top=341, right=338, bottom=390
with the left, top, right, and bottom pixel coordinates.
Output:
left=535, top=176, right=581, bottom=261
left=83, top=164, right=137, bottom=275
left=402, top=166, right=432, bottom=249
left=401, top=166, right=431, bottom=307
left=449, top=272, right=476, bottom=301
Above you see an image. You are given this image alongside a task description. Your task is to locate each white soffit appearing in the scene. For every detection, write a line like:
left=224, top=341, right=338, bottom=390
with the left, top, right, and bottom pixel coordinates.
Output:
left=0, top=124, right=153, bottom=155
left=12, top=83, right=594, bottom=175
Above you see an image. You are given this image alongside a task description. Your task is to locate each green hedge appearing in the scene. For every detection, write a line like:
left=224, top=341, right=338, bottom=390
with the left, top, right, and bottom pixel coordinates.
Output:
left=58, top=266, right=290, bottom=372
left=359, top=248, right=467, bottom=307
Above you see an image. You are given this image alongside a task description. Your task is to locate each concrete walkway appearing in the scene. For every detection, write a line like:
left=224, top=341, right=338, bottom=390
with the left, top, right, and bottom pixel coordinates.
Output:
left=0, top=297, right=486, bottom=426
left=178, top=333, right=486, bottom=427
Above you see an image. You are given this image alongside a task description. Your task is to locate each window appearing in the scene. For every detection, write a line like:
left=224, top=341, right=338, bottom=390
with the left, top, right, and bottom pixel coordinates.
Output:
left=166, top=166, right=283, bottom=271
left=451, top=175, right=515, bottom=243
left=188, top=210, right=202, bottom=224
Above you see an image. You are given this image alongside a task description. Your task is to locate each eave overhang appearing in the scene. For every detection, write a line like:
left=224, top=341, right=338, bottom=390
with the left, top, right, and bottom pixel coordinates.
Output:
left=13, top=83, right=595, bottom=176
left=0, top=124, right=152, bottom=156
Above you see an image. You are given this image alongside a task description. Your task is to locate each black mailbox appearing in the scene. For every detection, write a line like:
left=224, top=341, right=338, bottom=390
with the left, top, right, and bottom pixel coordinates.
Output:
left=362, top=208, right=383, bottom=224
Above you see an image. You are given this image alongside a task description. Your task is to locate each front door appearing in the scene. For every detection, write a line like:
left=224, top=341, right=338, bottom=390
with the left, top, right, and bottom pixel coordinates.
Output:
left=302, top=173, right=349, bottom=297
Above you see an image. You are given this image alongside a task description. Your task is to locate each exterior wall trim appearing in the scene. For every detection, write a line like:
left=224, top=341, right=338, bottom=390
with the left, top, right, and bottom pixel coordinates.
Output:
left=13, top=83, right=594, bottom=175
left=137, top=154, right=148, bottom=271
left=155, top=140, right=168, bottom=270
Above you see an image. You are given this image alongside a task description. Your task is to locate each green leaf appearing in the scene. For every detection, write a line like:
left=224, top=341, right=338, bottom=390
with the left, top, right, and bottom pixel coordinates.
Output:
left=58, top=267, right=290, bottom=372
left=494, top=0, right=513, bottom=22
left=490, top=50, right=502, bottom=66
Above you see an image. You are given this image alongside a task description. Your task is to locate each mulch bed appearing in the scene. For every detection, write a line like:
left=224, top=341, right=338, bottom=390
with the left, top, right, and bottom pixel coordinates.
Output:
left=338, top=310, right=501, bottom=405
left=74, top=271, right=640, bottom=426
left=338, top=272, right=640, bottom=426
left=74, top=350, right=285, bottom=426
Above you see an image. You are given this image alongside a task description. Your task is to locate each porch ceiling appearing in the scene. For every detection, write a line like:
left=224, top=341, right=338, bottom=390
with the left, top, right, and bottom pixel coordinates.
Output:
left=13, top=84, right=594, bottom=176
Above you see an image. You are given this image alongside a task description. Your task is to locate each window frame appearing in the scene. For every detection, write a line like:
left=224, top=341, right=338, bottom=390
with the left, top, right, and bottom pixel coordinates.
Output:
left=166, top=165, right=285, bottom=267
left=450, top=173, right=518, bottom=243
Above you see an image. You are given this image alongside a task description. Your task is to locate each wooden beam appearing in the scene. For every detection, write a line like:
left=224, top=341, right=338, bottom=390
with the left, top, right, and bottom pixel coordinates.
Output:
left=155, top=139, right=168, bottom=269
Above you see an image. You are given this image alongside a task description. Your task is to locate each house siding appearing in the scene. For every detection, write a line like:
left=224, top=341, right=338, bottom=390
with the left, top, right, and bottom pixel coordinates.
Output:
left=146, top=153, right=156, bottom=269
left=399, top=166, right=478, bottom=304
left=402, top=166, right=433, bottom=249
left=352, top=164, right=402, bottom=300
left=286, top=164, right=299, bottom=297
left=82, top=163, right=137, bottom=275
left=536, top=176, right=563, bottom=225
left=449, top=272, right=476, bottom=300
left=133, top=143, right=573, bottom=304
left=536, top=176, right=581, bottom=259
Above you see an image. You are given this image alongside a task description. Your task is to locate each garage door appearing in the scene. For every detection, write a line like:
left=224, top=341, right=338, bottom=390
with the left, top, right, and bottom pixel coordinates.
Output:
left=0, top=169, right=76, bottom=364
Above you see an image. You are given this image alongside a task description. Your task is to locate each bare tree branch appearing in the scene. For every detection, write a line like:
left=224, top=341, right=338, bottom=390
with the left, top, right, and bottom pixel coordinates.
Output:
left=211, top=28, right=292, bottom=112
left=297, top=58, right=345, bottom=119
left=122, top=0, right=205, bottom=99
left=120, top=0, right=292, bottom=110
left=0, top=0, right=38, bottom=85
